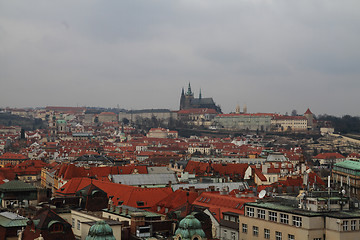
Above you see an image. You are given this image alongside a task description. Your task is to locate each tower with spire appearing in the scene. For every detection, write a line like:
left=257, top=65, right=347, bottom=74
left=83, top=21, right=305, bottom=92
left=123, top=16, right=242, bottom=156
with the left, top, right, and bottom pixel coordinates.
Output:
left=304, top=108, right=314, bottom=129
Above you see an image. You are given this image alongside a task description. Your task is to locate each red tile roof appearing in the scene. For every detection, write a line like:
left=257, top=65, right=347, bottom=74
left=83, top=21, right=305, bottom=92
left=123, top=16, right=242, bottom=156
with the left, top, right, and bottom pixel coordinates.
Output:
left=177, top=108, right=218, bottom=114
left=193, top=192, right=256, bottom=222
left=0, top=152, right=28, bottom=160
left=57, top=164, right=148, bottom=180
left=304, top=108, right=313, bottom=114
left=149, top=189, right=198, bottom=214
left=314, top=153, right=345, bottom=160
left=272, top=115, right=307, bottom=120
left=56, top=178, right=173, bottom=209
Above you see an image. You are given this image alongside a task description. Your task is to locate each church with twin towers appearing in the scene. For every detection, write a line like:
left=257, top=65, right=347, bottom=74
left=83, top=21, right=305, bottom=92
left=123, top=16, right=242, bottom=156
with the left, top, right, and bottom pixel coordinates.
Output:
left=179, top=83, right=222, bottom=113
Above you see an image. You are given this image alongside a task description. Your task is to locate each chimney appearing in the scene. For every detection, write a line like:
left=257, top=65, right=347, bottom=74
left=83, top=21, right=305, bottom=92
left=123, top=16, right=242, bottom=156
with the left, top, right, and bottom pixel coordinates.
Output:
left=168, top=181, right=172, bottom=188
left=130, top=212, right=146, bottom=235
left=262, top=164, right=268, bottom=174
left=119, top=207, right=123, bottom=214
left=125, top=208, right=129, bottom=215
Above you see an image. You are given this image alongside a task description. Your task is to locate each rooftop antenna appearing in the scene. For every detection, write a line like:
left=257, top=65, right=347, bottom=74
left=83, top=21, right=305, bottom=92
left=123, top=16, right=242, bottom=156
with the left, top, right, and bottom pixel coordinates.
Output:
left=328, top=175, right=331, bottom=210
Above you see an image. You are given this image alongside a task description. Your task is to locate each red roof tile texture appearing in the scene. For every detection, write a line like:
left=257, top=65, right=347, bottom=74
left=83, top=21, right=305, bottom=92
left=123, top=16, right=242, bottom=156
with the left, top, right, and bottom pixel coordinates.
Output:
left=56, top=178, right=173, bottom=209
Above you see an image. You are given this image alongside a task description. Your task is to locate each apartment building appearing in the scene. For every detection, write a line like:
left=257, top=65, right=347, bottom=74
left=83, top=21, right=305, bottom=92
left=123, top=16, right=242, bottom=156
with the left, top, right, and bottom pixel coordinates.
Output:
left=239, top=193, right=360, bottom=240
left=333, top=160, right=360, bottom=198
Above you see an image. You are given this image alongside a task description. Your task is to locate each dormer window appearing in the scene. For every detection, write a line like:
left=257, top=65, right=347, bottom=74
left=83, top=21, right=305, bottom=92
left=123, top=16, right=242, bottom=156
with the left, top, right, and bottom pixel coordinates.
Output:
left=50, top=222, right=64, bottom=233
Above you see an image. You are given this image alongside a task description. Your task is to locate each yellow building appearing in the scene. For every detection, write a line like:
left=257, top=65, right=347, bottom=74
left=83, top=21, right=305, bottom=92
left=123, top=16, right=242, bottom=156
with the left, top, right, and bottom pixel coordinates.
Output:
left=271, top=116, right=308, bottom=132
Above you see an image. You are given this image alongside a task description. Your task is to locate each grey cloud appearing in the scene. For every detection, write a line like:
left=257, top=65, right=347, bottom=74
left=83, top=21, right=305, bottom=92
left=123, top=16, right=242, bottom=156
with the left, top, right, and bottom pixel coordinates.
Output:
left=0, top=0, right=359, bottom=116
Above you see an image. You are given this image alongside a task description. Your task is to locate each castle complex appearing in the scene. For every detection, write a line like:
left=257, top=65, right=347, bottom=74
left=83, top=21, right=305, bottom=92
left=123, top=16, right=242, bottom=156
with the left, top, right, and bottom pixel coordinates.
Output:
left=179, top=83, right=222, bottom=113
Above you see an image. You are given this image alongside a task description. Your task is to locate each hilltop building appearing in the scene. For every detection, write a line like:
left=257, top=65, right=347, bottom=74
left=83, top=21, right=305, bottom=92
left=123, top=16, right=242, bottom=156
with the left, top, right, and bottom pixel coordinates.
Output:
left=180, top=83, right=221, bottom=113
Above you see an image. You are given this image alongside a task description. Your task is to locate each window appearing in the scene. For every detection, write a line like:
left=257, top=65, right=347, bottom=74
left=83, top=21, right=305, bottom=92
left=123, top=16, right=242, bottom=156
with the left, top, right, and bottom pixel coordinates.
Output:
left=292, top=216, right=302, bottom=227
left=246, top=207, right=254, bottom=217
left=269, top=211, right=277, bottom=222
left=253, top=226, right=259, bottom=236
left=258, top=209, right=265, bottom=219
left=50, top=223, right=64, bottom=232
left=264, top=229, right=270, bottom=239
left=351, top=220, right=356, bottom=230
left=224, top=215, right=229, bottom=220
left=313, top=238, right=322, bottom=240
left=77, top=220, right=80, bottom=230
left=231, top=232, right=236, bottom=240
left=280, top=213, right=289, bottom=224
left=343, top=220, right=348, bottom=231
left=224, top=230, right=227, bottom=239
left=276, top=231, right=282, bottom=240
left=242, top=223, right=247, bottom=233
left=288, top=234, right=295, bottom=240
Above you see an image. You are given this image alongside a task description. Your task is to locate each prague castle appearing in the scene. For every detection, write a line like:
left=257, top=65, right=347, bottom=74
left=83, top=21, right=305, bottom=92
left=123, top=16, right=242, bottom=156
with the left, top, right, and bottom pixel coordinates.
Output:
left=179, top=83, right=222, bottom=113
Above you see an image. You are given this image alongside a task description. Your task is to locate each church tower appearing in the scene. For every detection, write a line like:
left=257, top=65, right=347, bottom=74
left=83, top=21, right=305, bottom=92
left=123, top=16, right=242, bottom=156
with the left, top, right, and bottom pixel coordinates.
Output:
left=183, top=82, right=194, bottom=109
left=304, top=108, right=314, bottom=129
left=243, top=104, right=247, bottom=114
left=180, top=87, right=185, bottom=110
left=235, top=104, right=240, bottom=114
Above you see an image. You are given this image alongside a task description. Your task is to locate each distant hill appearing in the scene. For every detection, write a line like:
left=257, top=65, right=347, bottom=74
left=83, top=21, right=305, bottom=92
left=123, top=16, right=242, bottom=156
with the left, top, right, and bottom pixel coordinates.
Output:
left=0, top=113, right=45, bottom=130
left=317, top=114, right=360, bottom=134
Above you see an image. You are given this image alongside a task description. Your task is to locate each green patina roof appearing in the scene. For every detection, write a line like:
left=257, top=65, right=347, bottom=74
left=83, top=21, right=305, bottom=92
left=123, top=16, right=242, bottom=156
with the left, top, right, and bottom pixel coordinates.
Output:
left=56, top=120, right=67, bottom=124
left=0, top=180, right=37, bottom=192
left=334, top=160, right=360, bottom=171
left=0, top=212, right=28, bottom=228
left=85, top=220, right=116, bottom=240
left=175, top=215, right=206, bottom=240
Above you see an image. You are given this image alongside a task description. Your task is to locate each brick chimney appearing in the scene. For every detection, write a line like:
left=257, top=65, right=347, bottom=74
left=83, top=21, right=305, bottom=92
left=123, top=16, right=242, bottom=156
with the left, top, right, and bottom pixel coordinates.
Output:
left=130, top=212, right=146, bottom=235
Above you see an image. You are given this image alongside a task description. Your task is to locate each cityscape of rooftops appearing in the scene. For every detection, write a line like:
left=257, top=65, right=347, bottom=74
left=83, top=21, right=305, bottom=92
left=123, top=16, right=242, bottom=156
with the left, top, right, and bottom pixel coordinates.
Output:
left=0, top=1, right=359, bottom=240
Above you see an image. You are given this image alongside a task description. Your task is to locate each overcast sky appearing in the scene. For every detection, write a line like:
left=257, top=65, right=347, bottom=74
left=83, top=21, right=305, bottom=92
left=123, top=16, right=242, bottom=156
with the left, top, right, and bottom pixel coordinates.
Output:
left=1, top=0, right=359, bottom=116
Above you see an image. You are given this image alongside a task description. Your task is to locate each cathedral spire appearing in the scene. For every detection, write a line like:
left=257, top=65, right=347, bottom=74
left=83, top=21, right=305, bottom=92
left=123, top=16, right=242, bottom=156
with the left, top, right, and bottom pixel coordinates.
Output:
left=181, top=87, right=184, bottom=96
left=199, top=88, right=202, bottom=99
left=187, top=82, right=192, bottom=95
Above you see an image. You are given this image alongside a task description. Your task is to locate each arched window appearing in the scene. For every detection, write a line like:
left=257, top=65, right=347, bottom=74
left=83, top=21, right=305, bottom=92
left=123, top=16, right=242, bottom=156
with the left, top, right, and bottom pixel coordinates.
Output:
left=50, top=223, right=64, bottom=233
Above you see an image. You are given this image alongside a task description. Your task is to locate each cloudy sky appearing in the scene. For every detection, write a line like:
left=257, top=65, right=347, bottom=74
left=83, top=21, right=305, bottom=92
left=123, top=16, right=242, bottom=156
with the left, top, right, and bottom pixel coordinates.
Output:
left=1, top=0, right=359, bottom=116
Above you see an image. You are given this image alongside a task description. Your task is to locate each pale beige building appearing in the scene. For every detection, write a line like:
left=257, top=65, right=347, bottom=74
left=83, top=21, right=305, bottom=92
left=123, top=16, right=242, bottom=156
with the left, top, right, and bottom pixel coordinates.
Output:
left=62, top=209, right=122, bottom=240
left=98, top=112, right=118, bottom=122
left=271, top=116, right=308, bottom=132
left=239, top=195, right=360, bottom=240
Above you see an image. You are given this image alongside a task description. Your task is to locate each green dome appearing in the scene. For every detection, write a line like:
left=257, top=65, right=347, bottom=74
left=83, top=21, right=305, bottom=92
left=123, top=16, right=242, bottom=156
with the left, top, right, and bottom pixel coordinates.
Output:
left=85, top=221, right=116, bottom=240
left=56, top=119, right=67, bottom=124
left=175, top=215, right=206, bottom=240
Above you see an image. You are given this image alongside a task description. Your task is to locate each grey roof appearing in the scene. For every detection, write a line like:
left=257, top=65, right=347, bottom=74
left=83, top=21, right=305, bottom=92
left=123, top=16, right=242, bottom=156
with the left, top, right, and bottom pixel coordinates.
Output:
left=0, top=212, right=27, bottom=220
left=0, top=180, right=37, bottom=192
left=266, top=153, right=288, bottom=162
left=191, top=98, right=215, bottom=105
left=147, top=166, right=174, bottom=174
left=171, top=182, right=249, bottom=192
left=72, top=132, right=93, bottom=137
left=110, top=173, right=179, bottom=186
